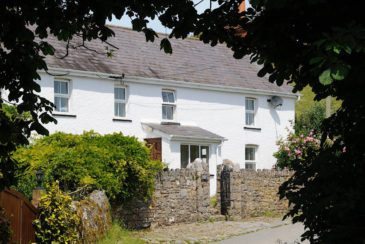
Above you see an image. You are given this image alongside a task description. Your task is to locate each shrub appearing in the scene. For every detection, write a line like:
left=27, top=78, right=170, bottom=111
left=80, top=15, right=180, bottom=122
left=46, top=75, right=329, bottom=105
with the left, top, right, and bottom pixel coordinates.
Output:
left=294, top=103, right=325, bottom=135
left=274, top=131, right=320, bottom=170
left=33, top=182, right=79, bottom=243
left=13, top=131, right=163, bottom=201
left=0, top=207, right=11, bottom=244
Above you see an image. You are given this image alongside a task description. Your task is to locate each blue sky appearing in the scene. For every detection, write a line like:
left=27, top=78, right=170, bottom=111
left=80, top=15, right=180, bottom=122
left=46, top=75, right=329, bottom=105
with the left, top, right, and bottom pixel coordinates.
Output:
left=109, top=0, right=250, bottom=34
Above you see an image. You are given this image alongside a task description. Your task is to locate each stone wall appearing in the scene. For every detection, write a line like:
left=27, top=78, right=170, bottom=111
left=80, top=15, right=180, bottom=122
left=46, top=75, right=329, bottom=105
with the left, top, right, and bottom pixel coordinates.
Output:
left=114, top=163, right=211, bottom=229
left=72, top=190, right=112, bottom=243
left=217, top=165, right=292, bottom=218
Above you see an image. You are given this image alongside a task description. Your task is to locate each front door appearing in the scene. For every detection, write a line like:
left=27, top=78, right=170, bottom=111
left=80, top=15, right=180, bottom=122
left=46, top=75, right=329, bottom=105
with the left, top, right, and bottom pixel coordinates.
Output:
left=144, top=138, right=162, bottom=161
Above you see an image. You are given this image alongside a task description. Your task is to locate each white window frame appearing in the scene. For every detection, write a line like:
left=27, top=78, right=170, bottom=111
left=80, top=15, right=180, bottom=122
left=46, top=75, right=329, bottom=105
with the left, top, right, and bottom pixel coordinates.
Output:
left=114, top=86, right=127, bottom=118
left=162, top=89, right=176, bottom=121
left=245, top=145, right=257, bottom=170
left=54, top=79, right=70, bottom=113
left=245, top=97, right=256, bottom=126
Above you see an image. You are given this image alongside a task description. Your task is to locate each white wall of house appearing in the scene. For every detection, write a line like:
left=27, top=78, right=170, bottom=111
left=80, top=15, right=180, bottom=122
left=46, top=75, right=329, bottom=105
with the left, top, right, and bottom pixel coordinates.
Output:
left=37, top=71, right=296, bottom=195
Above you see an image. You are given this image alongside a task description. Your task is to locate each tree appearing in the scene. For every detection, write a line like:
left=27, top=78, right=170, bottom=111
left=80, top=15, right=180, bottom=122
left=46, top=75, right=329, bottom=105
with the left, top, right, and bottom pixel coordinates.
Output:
left=0, top=0, right=364, bottom=242
left=229, top=1, right=364, bottom=243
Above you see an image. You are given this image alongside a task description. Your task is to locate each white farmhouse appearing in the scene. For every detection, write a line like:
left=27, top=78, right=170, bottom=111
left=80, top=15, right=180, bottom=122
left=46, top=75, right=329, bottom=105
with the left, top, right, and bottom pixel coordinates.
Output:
left=37, top=26, right=297, bottom=195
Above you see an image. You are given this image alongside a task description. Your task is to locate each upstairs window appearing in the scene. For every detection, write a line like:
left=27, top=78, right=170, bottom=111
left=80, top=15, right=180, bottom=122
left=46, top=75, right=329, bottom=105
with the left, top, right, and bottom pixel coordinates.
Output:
left=162, top=90, right=176, bottom=120
left=245, top=145, right=257, bottom=170
left=114, top=87, right=126, bottom=117
left=245, top=98, right=256, bottom=126
left=54, top=80, right=70, bottom=112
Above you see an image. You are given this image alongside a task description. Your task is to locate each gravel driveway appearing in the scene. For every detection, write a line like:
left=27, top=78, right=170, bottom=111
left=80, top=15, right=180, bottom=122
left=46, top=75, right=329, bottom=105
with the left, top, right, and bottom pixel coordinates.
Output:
left=136, top=217, right=307, bottom=243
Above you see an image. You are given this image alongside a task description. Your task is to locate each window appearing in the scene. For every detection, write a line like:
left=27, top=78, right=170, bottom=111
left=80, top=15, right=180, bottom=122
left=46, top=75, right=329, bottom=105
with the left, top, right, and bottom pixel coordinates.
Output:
left=245, top=145, right=257, bottom=170
left=114, top=87, right=126, bottom=117
left=245, top=98, right=256, bottom=126
left=180, top=144, right=209, bottom=168
left=162, top=90, right=176, bottom=120
left=54, top=80, right=70, bottom=112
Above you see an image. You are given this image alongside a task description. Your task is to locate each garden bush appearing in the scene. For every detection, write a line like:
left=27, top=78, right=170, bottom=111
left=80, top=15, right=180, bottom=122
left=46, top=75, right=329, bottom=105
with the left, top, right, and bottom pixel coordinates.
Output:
left=294, top=103, right=325, bottom=136
left=13, top=131, right=163, bottom=201
left=274, top=131, right=320, bottom=170
left=34, top=182, right=79, bottom=243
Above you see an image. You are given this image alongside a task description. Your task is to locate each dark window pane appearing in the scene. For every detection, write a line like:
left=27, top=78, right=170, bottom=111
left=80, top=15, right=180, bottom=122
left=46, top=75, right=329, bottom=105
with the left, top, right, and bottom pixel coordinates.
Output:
left=200, top=146, right=209, bottom=164
left=162, top=105, right=174, bottom=120
left=246, top=113, right=254, bottom=125
left=162, top=91, right=175, bottom=103
left=245, top=147, right=255, bottom=161
left=114, top=87, right=125, bottom=100
left=55, top=97, right=68, bottom=112
left=181, top=145, right=189, bottom=168
left=115, top=102, right=126, bottom=117
left=60, top=82, right=68, bottom=94
left=246, top=98, right=255, bottom=111
left=190, top=145, right=199, bottom=163
left=54, top=81, right=60, bottom=94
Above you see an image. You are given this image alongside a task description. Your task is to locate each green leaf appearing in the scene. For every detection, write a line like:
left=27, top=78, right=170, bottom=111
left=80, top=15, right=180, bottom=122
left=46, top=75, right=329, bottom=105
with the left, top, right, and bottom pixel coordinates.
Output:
left=330, top=64, right=350, bottom=81
left=160, top=38, right=172, bottom=54
left=309, top=57, right=324, bottom=65
left=319, top=69, right=333, bottom=85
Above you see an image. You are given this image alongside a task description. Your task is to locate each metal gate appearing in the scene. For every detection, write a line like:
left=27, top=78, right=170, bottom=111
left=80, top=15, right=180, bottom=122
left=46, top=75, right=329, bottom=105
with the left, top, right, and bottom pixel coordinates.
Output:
left=0, top=189, right=37, bottom=244
left=220, top=165, right=231, bottom=215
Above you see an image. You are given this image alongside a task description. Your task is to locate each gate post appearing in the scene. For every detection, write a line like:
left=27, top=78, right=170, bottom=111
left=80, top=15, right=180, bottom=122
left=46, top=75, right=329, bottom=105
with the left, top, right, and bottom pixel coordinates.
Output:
left=220, top=165, right=231, bottom=215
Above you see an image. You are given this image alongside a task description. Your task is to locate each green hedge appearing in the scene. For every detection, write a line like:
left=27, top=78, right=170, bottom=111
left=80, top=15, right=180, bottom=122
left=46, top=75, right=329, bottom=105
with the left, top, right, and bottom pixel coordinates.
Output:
left=13, top=131, right=163, bottom=201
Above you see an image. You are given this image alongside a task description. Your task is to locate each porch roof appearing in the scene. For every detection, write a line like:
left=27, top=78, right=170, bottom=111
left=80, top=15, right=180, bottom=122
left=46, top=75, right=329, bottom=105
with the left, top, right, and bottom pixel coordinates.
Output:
left=143, top=123, right=225, bottom=143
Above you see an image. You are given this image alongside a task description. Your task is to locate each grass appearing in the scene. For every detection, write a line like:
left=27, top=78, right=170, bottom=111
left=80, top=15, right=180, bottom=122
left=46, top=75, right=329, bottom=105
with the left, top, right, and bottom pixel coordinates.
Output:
left=98, top=223, right=144, bottom=244
left=210, top=195, right=217, bottom=208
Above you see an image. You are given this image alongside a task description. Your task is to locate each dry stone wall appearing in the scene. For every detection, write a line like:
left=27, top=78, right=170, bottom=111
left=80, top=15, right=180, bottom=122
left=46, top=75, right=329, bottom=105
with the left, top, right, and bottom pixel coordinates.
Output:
left=72, top=190, right=112, bottom=243
left=113, top=164, right=211, bottom=229
left=217, top=165, right=292, bottom=218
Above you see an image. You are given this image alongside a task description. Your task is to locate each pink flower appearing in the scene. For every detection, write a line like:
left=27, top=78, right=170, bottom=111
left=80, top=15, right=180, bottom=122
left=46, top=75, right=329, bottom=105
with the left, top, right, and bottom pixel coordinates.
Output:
left=342, top=146, right=346, bottom=153
left=295, top=149, right=302, bottom=156
left=304, top=136, right=314, bottom=142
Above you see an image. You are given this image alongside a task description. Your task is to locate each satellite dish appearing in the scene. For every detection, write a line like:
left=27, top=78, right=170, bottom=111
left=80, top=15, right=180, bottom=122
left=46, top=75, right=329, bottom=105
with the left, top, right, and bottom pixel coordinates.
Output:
left=268, top=96, right=283, bottom=108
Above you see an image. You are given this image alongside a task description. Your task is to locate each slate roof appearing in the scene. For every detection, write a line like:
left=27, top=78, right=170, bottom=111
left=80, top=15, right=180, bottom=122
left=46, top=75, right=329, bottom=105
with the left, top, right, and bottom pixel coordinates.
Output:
left=45, top=25, right=294, bottom=95
left=143, top=123, right=225, bottom=141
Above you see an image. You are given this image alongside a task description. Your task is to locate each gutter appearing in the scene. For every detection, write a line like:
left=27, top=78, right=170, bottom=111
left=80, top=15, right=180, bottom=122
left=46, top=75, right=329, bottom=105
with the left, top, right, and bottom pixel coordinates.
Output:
left=39, top=67, right=299, bottom=99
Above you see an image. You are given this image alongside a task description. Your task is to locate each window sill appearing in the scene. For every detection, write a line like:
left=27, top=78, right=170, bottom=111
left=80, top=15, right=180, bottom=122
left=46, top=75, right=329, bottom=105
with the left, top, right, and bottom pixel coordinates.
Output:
left=53, top=113, right=77, bottom=118
left=244, top=126, right=262, bottom=131
left=161, top=121, right=180, bottom=125
left=113, top=117, right=132, bottom=122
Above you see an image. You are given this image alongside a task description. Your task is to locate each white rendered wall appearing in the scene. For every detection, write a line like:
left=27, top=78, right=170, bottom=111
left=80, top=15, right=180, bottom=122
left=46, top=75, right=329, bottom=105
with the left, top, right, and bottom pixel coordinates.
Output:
left=37, top=73, right=296, bottom=195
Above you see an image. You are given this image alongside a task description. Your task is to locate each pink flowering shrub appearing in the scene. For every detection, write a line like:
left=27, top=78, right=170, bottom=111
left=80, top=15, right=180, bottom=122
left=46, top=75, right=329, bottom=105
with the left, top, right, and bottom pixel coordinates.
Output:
left=274, top=131, right=320, bottom=169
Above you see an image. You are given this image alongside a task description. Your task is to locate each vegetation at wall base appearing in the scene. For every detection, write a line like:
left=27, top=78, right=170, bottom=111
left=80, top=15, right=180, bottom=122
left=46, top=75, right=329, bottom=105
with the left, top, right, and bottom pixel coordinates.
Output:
left=97, top=223, right=144, bottom=244
left=33, top=182, right=79, bottom=243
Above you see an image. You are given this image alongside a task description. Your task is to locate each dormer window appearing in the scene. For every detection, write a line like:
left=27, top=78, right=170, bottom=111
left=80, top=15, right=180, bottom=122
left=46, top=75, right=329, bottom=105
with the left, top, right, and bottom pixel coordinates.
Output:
left=162, top=90, right=176, bottom=120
